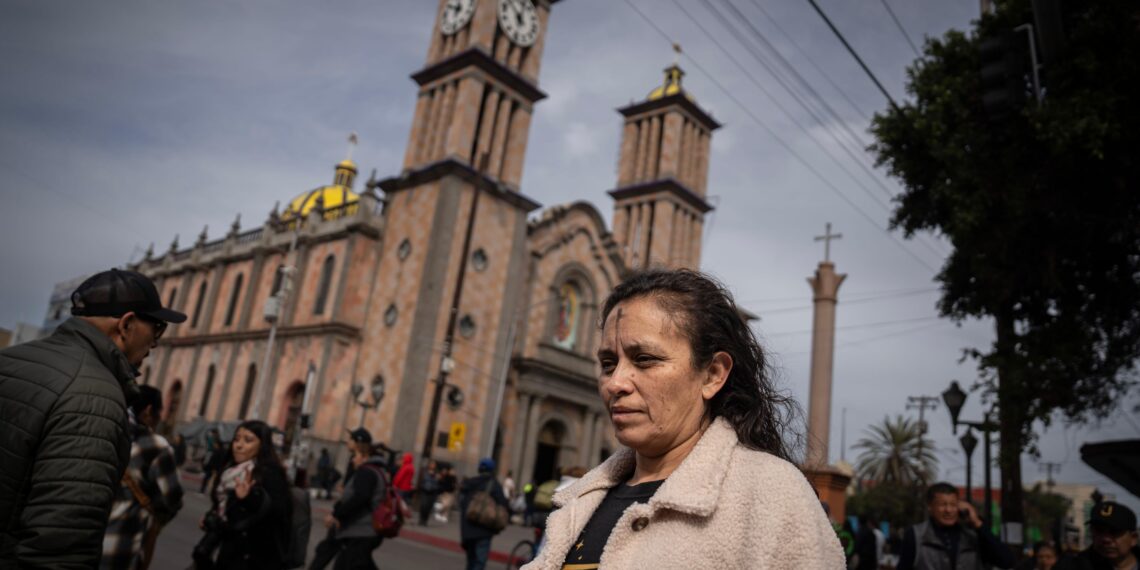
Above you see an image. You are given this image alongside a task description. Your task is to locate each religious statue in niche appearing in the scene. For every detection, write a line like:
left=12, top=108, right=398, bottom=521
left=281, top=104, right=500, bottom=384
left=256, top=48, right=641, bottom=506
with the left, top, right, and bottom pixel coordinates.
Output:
left=553, top=281, right=580, bottom=350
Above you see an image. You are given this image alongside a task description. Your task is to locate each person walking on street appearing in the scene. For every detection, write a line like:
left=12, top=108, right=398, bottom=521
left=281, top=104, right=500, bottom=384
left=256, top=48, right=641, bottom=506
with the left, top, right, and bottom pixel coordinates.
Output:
left=310, top=433, right=389, bottom=570
left=392, top=452, right=415, bottom=504
left=101, top=385, right=184, bottom=570
left=459, top=458, right=510, bottom=570
left=316, top=448, right=336, bottom=500
left=201, top=430, right=225, bottom=494
left=852, top=514, right=879, bottom=570
left=435, top=466, right=458, bottom=523
left=502, top=470, right=516, bottom=502
left=0, top=268, right=185, bottom=568
left=172, top=433, right=188, bottom=468
left=1055, top=501, right=1138, bottom=570
left=193, top=420, right=293, bottom=569
left=898, top=482, right=1015, bottom=569
left=418, top=460, right=440, bottom=526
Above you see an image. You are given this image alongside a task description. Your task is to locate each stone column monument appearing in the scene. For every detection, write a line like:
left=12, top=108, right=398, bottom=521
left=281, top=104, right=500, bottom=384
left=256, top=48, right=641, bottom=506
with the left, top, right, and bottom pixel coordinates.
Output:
left=805, top=223, right=846, bottom=467
left=802, top=223, right=852, bottom=522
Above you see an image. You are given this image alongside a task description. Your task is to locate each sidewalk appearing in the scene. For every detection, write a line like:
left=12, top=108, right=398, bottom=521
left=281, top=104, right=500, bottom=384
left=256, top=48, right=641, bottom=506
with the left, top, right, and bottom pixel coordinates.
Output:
left=183, top=471, right=535, bottom=564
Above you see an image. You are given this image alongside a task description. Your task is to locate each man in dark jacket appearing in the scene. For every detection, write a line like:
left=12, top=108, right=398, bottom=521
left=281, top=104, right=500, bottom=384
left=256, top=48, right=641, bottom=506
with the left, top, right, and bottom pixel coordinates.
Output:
left=1055, top=501, right=1138, bottom=570
left=459, top=458, right=510, bottom=570
left=311, top=430, right=389, bottom=570
left=898, top=482, right=1015, bottom=570
left=0, top=269, right=185, bottom=568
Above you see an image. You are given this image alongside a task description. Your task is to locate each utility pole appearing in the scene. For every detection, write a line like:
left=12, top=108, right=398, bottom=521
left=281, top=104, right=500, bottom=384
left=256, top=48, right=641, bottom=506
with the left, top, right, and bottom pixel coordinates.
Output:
left=907, top=395, right=939, bottom=483
left=251, top=229, right=299, bottom=420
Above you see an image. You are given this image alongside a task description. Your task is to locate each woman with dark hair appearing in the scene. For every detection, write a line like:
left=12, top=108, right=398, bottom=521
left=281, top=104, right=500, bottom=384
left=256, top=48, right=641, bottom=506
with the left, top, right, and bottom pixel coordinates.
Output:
left=524, top=269, right=844, bottom=569
left=193, top=420, right=293, bottom=569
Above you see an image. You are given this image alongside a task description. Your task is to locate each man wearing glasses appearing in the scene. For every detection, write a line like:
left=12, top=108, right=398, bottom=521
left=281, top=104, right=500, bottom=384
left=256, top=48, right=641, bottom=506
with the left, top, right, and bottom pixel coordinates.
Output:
left=0, top=269, right=185, bottom=568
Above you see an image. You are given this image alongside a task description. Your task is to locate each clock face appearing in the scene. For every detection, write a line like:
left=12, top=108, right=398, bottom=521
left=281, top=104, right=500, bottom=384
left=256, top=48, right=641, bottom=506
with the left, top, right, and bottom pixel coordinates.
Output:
left=498, top=0, right=539, bottom=47
left=441, top=0, right=476, bottom=35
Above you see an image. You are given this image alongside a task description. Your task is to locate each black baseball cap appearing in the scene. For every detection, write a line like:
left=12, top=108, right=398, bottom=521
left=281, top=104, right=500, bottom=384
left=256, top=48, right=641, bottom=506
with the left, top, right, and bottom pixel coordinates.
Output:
left=71, top=269, right=187, bottom=323
left=1089, top=501, right=1137, bottom=533
left=347, top=428, right=373, bottom=444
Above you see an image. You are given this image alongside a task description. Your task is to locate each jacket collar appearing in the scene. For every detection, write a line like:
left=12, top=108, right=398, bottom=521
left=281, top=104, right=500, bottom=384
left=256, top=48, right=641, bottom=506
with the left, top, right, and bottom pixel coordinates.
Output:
left=553, top=417, right=739, bottom=518
left=54, top=317, right=140, bottom=401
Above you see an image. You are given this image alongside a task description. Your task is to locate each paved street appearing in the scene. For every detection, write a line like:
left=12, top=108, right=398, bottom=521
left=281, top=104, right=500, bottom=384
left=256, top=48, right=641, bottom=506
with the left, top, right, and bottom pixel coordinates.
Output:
left=153, top=476, right=533, bottom=569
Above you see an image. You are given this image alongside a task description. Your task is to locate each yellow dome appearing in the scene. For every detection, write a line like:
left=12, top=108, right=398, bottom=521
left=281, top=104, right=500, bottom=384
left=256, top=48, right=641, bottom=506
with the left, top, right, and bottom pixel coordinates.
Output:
left=281, top=185, right=360, bottom=220
left=337, top=159, right=357, bottom=171
left=647, top=64, right=689, bottom=101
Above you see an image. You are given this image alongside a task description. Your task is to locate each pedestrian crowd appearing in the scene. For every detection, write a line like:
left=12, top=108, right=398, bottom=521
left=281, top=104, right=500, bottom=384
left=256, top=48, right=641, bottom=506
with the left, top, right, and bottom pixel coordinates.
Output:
left=2, top=268, right=1136, bottom=570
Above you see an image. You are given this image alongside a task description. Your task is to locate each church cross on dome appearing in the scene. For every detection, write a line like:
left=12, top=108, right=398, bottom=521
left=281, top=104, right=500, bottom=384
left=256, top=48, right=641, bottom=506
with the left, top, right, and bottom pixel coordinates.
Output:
left=346, top=132, right=358, bottom=162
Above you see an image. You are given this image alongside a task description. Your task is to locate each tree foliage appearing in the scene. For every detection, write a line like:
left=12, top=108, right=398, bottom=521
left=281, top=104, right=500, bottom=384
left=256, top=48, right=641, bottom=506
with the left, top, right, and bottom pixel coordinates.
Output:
left=854, top=415, right=938, bottom=486
left=847, top=482, right=926, bottom=531
left=870, top=0, right=1140, bottom=522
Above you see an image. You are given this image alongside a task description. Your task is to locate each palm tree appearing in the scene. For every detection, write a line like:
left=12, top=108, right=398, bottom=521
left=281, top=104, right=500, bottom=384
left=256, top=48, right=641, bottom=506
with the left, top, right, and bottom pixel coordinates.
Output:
left=853, top=415, right=938, bottom=486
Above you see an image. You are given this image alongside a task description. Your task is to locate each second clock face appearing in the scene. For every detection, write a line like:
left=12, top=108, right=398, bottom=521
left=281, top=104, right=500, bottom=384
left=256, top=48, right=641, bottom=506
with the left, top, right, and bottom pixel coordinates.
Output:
left=441, top=0, right=476, bottom=35
left=498, top=0, right=538, bottom=47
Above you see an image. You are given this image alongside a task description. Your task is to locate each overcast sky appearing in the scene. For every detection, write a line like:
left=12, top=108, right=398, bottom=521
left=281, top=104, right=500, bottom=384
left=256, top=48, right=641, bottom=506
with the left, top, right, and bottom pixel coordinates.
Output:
left=2, top=0, right=1137, bottom=513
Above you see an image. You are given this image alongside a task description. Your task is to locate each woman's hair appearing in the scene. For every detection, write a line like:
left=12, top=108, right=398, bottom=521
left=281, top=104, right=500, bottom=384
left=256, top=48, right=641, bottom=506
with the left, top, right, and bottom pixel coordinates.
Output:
left=599, top=268, right=801, bottom=461
left=208, top=420, right=285, bottom=508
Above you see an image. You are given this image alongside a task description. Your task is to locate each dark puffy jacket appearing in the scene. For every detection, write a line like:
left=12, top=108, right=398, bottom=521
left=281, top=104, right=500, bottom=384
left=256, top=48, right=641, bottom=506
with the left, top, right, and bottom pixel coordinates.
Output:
left=0, top=318, right=137, bottom=568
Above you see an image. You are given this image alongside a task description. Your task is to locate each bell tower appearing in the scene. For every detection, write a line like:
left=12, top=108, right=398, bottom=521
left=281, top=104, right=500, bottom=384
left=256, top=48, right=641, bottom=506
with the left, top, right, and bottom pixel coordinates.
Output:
left=367, top=0, right=561, bottom=460
left=610, top=63, right=719, bottom=269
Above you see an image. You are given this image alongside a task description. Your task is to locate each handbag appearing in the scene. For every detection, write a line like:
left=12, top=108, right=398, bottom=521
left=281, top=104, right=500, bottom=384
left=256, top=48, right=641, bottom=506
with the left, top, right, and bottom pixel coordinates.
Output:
left=465, top=479, right=509, bottom=532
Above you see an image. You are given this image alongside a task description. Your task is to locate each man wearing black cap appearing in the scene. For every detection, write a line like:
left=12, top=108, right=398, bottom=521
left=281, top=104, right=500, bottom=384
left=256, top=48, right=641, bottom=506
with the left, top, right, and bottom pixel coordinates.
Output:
left=1057, top=501, right=1139, bottom=570
left=0, top=269, right=185, bottom=568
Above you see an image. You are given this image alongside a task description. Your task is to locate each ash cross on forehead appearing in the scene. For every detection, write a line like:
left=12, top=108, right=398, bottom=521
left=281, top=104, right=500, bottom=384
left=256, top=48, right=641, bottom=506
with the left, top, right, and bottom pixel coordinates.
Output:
left=814, top=222, right=843, bottom=263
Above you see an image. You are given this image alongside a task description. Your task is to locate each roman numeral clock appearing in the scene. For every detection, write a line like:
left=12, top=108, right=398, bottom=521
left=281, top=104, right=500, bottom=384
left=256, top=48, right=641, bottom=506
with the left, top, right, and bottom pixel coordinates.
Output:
left=498, top=0, right=539, bottom=47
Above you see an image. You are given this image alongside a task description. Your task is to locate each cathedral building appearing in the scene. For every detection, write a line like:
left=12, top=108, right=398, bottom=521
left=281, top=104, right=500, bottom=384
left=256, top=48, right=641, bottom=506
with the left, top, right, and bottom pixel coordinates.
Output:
left=133, top=0, right=720, bottom=484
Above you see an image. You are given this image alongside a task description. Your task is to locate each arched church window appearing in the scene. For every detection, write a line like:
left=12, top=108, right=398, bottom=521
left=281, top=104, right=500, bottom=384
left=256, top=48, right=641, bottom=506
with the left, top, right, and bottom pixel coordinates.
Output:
left=397, top=239, right=412, bottom=261
left=192, top=280, right=208, bottom=329
left=239, top=363, right=257, bottom=419
left=552, top=281, right=582, bottom=350
left=314, top=255, right=335, bottom=315
left=224, top=274, right=244, bottom=326
left=384, top=304, right=398, bottom=327
left=198, top=365, right=215, bottom=418
left=270, top=265, right=284, bottom=297
left=167, top=287, right=178, bottom=309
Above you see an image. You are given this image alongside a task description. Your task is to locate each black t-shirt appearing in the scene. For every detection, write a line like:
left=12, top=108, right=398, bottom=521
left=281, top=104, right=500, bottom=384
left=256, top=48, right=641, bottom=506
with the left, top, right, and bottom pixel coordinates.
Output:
left=561, top=479, right=664, bottom=570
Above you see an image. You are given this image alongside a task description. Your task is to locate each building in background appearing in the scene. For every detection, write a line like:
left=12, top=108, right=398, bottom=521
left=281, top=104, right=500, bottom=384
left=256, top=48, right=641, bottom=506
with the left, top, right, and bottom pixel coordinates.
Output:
left=129, top=0, right=720, bottom=483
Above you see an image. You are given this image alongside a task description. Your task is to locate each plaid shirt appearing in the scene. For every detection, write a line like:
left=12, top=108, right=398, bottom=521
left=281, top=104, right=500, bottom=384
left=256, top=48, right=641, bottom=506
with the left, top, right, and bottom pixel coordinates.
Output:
left=100, top=425, right=184, bottom=570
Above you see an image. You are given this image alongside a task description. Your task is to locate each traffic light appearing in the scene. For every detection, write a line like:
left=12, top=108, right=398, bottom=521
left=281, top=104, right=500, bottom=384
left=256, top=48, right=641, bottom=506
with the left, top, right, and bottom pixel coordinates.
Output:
left=978, top=30, right=1025, bottom=119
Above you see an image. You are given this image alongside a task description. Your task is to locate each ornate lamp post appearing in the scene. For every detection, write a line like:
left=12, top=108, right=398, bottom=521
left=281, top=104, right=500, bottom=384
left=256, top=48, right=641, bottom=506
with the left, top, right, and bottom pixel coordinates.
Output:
left=959, top=428, right=979, bottom=504
left=941, top=380, right=997, bottom=530
left=351, top=376, right=386, bottom=429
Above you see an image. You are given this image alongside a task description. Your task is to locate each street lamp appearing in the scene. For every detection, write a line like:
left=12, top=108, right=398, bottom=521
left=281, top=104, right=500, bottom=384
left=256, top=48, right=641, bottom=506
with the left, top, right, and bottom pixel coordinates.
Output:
left=942, top=379, right=996, bottom=531
left=959, top=428, right=979, bottom=504
left=351, top=376, right=386, bottom=429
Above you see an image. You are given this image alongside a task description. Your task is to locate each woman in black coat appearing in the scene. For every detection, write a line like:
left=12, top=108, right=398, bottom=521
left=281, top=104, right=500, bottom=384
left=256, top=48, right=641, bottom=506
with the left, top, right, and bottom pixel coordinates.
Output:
left=194, top=420, right=292, bottom=569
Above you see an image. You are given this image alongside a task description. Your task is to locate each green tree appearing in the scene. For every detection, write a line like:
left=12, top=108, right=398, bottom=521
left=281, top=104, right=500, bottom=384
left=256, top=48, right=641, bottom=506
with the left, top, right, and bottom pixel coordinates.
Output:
left=1023, top=483, right=1071, bottom=544
left=870, top=0, right=1140, bottom=528
left=854, top=415, right=938, bottom=486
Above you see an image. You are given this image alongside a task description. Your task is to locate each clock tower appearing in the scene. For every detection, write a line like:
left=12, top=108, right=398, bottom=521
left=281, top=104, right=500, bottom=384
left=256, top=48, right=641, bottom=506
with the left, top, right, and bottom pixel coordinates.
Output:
left=366, top=0, right=560, bottom=458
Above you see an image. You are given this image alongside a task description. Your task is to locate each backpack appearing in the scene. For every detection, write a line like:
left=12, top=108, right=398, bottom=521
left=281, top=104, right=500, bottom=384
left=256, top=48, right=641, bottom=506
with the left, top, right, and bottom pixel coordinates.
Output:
left=285, top=487, right=311, bottom=568
left=364, top=465, right=410, bottom=538
left=533, top=479, right=559, bottom=511
left=465, top=478, right=509, bottom=532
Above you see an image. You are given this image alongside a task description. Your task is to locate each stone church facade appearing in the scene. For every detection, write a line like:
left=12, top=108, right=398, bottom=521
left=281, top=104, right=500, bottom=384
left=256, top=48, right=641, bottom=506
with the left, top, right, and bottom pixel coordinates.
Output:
left=132, top=0, right=720, bottom=483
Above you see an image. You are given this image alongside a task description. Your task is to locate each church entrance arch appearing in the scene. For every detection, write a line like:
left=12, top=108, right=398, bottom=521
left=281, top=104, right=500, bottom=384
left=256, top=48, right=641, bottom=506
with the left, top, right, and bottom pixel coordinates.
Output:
left=279, top=381, right=305, bottom=448
left=533, top=419, right=566, bottom=484
left=164, top=380, right=184, bottom=435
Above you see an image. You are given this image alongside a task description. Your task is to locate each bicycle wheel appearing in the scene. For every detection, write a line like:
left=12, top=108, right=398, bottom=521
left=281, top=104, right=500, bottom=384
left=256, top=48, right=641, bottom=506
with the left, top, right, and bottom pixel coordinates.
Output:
left=505, top=540, right=535, bottom=570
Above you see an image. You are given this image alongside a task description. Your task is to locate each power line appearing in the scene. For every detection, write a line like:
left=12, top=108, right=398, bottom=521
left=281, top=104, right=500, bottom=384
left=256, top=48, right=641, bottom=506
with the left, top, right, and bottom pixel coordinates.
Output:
left=804, top=0, right=900, bottom=110
left=621, top=0, right=939, bottom=272
left=680, top=0, right=950, bottom=263
left=763, top=314, right=940, bottom=337
left=750, top=286, right=939, bottom=316
left=879, top=0, right=922, bottom=57
left=740, top=285, right=938, bottom=305
left=743, top=0, right=871, bottom=123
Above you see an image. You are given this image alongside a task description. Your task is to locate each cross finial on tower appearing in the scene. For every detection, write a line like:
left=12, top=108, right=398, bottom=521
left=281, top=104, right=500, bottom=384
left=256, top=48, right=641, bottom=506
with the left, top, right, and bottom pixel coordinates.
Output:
left=672, top=42, right=682, bottom=65
left=346, top=132, right=359, bottom=161
left=814, top=222, right=843, bottom=263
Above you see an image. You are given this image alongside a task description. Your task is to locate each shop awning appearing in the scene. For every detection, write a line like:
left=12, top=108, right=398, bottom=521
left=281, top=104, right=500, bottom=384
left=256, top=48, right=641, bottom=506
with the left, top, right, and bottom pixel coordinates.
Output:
left=1081, top=439, right=1140, bottom=498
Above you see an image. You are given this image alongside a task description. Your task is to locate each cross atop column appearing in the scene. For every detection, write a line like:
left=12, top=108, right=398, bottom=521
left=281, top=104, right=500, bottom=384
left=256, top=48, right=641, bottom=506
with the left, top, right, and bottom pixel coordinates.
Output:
left=814, top=222, right=843, bottom=263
